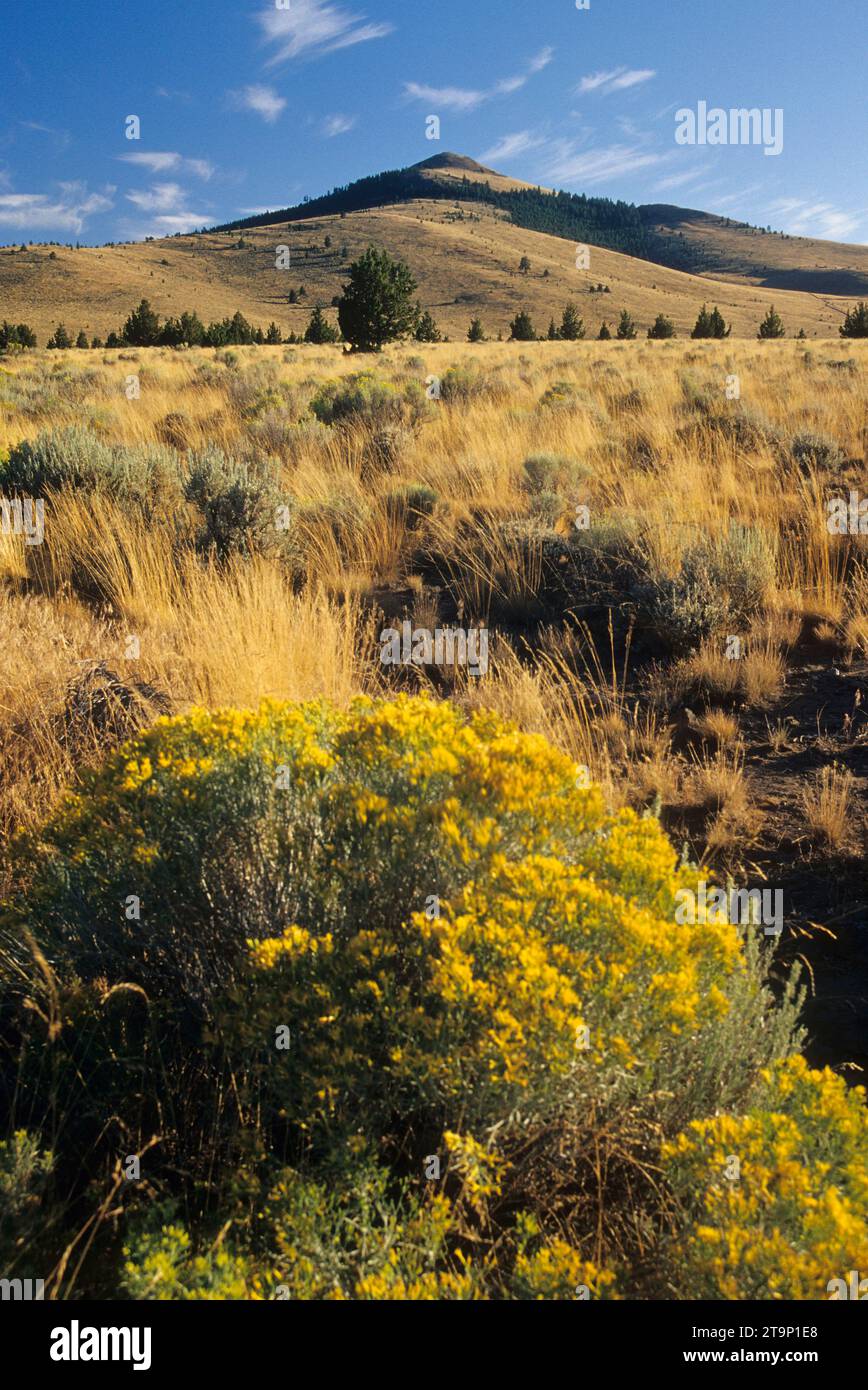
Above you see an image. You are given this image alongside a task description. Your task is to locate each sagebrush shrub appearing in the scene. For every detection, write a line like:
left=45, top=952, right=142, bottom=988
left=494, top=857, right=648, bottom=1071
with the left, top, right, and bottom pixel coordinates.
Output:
left=184, top=447, right=291, bottom=560
left=521, top=452, right=588, bottom=495
left=1, top=426, right=183, bottom=507
left=643, top=524, right=775, bottom=652
left=790, top=431, right=846, bottom=474
left=310, top=372, right=428, bottom=431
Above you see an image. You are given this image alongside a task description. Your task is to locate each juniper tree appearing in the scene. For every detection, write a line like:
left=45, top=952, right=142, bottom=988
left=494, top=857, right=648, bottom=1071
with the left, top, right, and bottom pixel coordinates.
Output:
left=757, top=305, right=785, bottom=339
left=647, top=313, right=676, bottom=339
left=509, top=309, right=536, bottom=341
left=840, top=302, right=868, bottom=338
left=560, top=303, right=585, bottom=340
left=414, top=308, right=441, bottom=342
left=304, top=305, right=338, bottom=344
left=122, top=298, right=161, bottom=346
left=47, top=323, right=72, bottom=349
left=616, top=309, right=638, bottom=339
left=337, top=246, right=417, bottom=352
left=691, top=304, right=730, bottom=339
left=467, top=317, right=486, bottom=342
left=180, top=311, right=206, bottom=346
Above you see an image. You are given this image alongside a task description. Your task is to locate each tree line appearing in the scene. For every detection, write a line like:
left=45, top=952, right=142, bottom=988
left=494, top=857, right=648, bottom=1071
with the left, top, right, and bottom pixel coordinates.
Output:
left=3, top=248, right=868, bottom=353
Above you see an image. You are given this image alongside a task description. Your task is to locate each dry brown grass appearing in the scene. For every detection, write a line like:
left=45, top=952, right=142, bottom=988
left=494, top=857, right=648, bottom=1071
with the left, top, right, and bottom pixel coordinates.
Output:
left=1, top=338, right=866, bottom=861
left=1, top=189, right=864, bottom=346
left=801, top=764, right=856, bottom=853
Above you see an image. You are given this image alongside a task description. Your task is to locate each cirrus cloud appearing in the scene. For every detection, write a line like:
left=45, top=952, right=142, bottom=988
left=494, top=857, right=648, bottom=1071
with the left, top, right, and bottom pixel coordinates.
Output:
left=577, top=68, right=655, bottom=96
left=229, top=84, right=287, bottom=123
left=258, top=0, right=393, bottom=65
left=403, top=48, right=555, bottom=114
left=0, top=182, right=113, bottom=233
left=117, top=151, right=214, bottom=179
left=322, top=113, right=357, bottom=137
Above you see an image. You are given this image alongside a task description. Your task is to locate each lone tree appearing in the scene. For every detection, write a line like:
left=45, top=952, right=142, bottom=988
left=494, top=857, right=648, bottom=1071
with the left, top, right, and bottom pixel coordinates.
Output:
left=75, top=330, right=89, bottom=348
left=122, top=298, right=161, bottom=346
left=509, top=309, right=536, bottom=341
left=840, top=301, right=868, bottom=338
left=758, top=305, right=785, bottom=339
left=414, top=307, right=442, bottom=342
left=560, top=303, right=585, bottom=340
left=467, top=317, right=486, bottom=342
left=598, top=321, right=612, bottom=340
left=47, top=322, right=72, bottom=349
left=337, top=246, right=417, bottom=352
left=519, top=255, right=531, bottom=275
left=647, top=313, right=676, bottom=339
left=304, top=305, right=339, bottom=344
left=616, top=309, right=638, bottom=340
left=691, top=304, right=731, bottom=339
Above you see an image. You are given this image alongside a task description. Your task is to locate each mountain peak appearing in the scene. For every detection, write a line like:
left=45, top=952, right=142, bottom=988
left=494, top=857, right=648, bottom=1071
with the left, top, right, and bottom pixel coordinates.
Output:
left=410, top=152, right=496, bottom=176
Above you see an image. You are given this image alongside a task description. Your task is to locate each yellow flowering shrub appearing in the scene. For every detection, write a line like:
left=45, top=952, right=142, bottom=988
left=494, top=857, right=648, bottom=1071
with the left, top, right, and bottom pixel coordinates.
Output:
left=513, top=1242, right=620, bottom=1300
left=240, top=842, right=745, bottom=1151
left=123, top=1166, right=487, bottom=1301
left=663, top=1056, right=868, bottom=1300
left=121, top=1164, right=619, bottom=1302
left=122, top=1220, right=261, bottom=1301
left=6, top=693, right=827, bottom=1301
left=9, top=695, right=612, bottom=1009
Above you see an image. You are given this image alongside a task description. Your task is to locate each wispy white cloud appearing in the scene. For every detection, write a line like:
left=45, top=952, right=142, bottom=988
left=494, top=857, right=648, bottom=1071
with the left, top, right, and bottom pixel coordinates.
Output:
left=764, top=197, right=862, bottom=241
left=495, top=76, right=526, bottom=96
left=577, top=67, right=655, bottom=96
left=479, top=131, right=547, bottom=164
left=19, top=120, right=71, bottom=152
left=403, top=82, right=485, bottom=112
left=118, top=151, right=214, bottom=179
left=0, top=182, right=113, bottom=232
left=258, top=0, right=393, bottom=65
left=125, top=182, right=189, bottom=213
left=652, top=165, right=712, bottom=192
left=120, top=180, right=210, bottom=236
left=704, top=184, right=764, bottom=211
left=404, top=49, right=556, bottom=113
left=229, top=85, right=287, bottom=123
left=543, top=140, right=664, bottom=186
left=529, top=47, right=555, bottom=74
left=146, top=213, right=209, bottom=234
left=322, top=113, right=357, bottom=137
left=609, top=68, right=655, bottom=91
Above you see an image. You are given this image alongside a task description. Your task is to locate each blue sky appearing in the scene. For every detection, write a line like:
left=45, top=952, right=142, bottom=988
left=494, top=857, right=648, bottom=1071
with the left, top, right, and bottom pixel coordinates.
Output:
left=1, top=0, right=865, bottom=245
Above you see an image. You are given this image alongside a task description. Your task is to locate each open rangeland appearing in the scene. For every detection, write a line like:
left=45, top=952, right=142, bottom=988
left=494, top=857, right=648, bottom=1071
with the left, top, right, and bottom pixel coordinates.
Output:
left=1, top=336, right=866, bottom=1300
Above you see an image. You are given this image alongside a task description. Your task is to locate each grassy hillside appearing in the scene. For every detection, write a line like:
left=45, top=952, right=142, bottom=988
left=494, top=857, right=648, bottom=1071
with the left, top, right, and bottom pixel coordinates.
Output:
left=0, top=195, right=861, bottom=345
left=642, top=204, right=868, bottom=296
left=2, top=153, right=866, bottom=344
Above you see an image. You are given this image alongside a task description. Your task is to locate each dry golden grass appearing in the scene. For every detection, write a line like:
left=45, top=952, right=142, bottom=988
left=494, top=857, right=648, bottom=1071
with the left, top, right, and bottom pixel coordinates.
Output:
left=0, top=187, right=864, bottom=345
left=691, top=709, right=741, bottom=749
left=801, top=765, right=856, bottom=853
left=0, top=337, right=866, bottom=861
